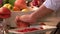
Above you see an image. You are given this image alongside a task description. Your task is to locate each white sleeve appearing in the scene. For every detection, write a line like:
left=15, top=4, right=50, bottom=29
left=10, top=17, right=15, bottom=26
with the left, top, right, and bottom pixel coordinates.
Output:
left=43, top=0, right=60, bottom=11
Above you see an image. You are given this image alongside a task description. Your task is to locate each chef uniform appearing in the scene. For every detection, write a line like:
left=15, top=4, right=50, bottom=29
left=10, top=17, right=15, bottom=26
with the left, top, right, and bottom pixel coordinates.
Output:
left=43, top=0, right=60, bottom=34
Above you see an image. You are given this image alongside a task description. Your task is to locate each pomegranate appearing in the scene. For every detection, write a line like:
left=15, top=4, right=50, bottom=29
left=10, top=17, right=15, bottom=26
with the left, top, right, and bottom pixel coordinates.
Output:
left=17, top=28, right=38, bottom=32
left=0, top=7, right=11, bottom=18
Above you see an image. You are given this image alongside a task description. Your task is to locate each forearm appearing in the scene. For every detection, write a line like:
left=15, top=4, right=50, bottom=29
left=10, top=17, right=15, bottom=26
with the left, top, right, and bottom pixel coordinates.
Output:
left=30, top=4, right=54, bottom=20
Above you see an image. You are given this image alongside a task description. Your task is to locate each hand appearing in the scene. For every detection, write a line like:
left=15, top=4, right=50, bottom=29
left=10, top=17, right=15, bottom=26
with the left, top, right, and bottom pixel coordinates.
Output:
left=15, top=15, right=30, bottom=28
left=16, top=15, right=36, bottom=24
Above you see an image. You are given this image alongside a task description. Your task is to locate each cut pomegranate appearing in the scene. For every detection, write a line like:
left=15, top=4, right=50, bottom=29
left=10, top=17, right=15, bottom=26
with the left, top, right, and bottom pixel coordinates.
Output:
left=16, top=28, right=39, bottom=32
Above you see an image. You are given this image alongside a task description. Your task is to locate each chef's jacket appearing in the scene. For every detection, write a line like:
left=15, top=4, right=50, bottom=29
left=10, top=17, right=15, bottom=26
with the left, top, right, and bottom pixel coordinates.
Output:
left=44, top=0, right=60, bottom=34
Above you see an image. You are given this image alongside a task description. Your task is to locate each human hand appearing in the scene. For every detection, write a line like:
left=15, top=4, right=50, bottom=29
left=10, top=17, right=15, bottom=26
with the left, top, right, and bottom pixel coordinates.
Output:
left=15, top=15, right=30, bottom=28
left=15, top=15, right=36, bottom=24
